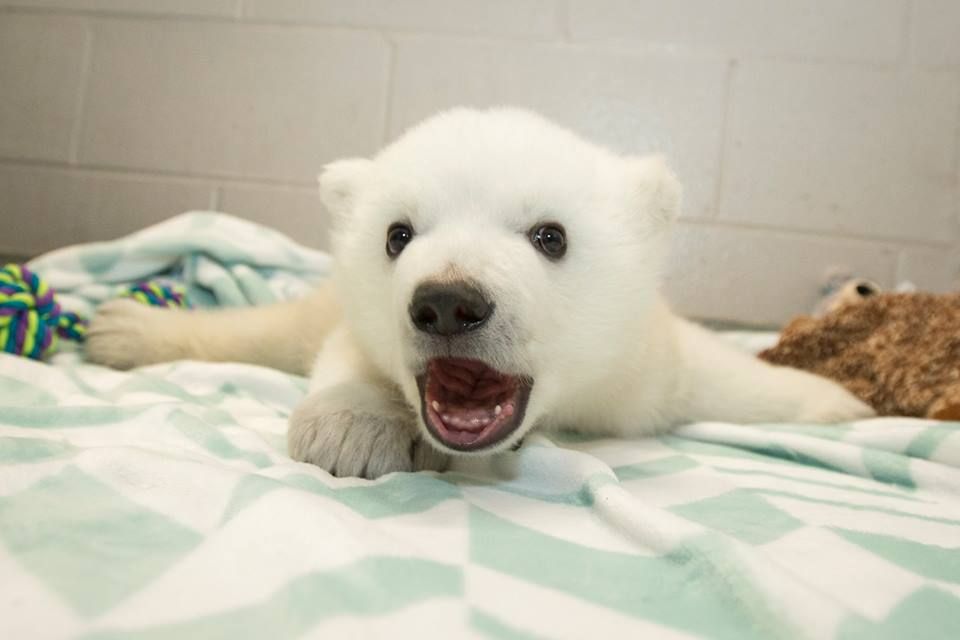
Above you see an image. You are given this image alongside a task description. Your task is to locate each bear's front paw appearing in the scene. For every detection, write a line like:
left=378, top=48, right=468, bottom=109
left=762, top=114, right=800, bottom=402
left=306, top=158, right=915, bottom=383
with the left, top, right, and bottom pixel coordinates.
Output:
left=85, top=299, right=170, bottom=370
left=288, top=387, right=448, bottom=479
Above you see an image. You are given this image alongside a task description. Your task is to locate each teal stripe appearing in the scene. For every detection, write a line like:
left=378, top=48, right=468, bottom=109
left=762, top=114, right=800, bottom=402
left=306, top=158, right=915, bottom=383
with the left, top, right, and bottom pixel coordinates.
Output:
left=445, top=469, right=614, bottom=506
left=0, top=405, right=151, bottom=428
left=82, top=558, right=462, bottom=640
left=218, top=475, right=282, bottom=525
left=0, top=436, right=76, bottom=463
left=663, top=436, right=799, bottom=468
left=905, top=425, right=956, bottom=460
left=0, top=466, right=202, bottom=617
left=63, top=364, right=235, bottom=407
left=751, top=488, right=960, bottom=527
left=838, top=587, right=960, bottom=639
left=283, top=471, right=461, bottom=519
left=0, top=373, right=57, bottom=406
left=754, top=422, right=853, bottom=441
left=222, top=470, right=463, bottom=523
left=469, top=507, right=780, bottom=640
left=169, top=410, right=271, bottom=468
left=832, top=528, right=960, bottom=584
left=62, top=364, right=108, bottom=399
left=671, top=434, right=875, bottom=479
left=720, top=442, right=844, bottom=473
left=671, top=489, right=804, bottom=545
left=863, top=448, right=915, bottom=490
left=470, top=609, right=547, bottom=640
left=614, top=455, right=699, bottom=481
left=711, top=466, right=926, bottom=503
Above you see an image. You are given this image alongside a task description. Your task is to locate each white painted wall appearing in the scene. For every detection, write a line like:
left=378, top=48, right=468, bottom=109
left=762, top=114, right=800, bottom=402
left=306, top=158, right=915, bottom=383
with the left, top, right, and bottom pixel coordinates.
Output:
left=1, top=0, right=958, bottom=324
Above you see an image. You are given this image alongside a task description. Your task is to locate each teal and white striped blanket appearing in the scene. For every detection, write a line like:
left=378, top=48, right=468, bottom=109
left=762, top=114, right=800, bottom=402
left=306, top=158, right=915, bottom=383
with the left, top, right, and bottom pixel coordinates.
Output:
left=1, top=213, right=958, bottom=639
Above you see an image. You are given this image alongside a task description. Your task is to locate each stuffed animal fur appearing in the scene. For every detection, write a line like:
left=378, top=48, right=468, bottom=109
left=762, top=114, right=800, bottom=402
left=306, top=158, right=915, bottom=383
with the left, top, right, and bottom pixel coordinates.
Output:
left=760, top=285, right=960, bottom=420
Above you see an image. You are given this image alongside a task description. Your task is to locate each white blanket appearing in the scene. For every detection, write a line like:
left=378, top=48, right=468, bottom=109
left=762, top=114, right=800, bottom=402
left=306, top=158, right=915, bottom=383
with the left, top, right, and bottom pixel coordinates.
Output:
left=1, top=214, right=958, bottom=639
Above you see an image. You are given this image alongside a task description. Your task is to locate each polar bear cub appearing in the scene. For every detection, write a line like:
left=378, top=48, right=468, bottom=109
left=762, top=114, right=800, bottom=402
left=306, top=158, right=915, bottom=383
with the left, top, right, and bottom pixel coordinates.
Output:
left=86, top=108, right=874, bottom=477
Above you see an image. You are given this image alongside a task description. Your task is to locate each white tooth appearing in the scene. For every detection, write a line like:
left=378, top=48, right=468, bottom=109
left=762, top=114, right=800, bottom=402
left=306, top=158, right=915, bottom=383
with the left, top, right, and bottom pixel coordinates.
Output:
left=494, top=405, right=502, bottom=415
left=431, top=401, right=441, bottom=412
left=471, top=418, right=481, bottom=425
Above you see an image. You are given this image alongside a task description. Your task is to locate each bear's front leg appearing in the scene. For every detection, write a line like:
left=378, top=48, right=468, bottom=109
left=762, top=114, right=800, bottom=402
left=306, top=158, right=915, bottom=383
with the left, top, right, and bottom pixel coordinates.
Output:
left=288, top=380, right=448, bottom=478
left=288, top=325, right=448, bottom=478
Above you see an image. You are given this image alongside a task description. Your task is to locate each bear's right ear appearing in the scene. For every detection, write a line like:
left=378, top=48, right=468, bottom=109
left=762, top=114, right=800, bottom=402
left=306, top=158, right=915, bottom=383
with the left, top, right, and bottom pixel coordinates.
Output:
left=318, top=158, right=374, bottom=223
left=622, top=154, right=682, bottom=227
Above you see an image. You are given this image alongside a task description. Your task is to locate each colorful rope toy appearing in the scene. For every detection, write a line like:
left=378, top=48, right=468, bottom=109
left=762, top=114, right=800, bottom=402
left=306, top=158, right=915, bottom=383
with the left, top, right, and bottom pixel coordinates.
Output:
left=0, top=264, right=84, bottom=359
left=120, top=281, right=190, bottom=309
left=0, top=263, right=189, bottom=360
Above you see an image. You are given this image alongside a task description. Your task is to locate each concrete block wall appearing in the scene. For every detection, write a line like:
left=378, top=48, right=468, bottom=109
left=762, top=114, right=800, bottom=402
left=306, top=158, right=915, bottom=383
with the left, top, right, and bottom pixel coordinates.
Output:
left=1, top=0, right=958, bottom=324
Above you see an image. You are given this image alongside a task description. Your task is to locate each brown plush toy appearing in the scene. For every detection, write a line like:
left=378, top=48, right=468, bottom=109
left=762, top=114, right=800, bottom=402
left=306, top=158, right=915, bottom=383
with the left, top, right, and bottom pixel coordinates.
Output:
left=759, top=285, right=960, bottom=420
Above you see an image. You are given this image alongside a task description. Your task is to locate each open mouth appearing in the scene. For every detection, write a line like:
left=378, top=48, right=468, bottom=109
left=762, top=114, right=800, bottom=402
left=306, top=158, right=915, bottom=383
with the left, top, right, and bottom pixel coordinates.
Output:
left=416, top=358, right=533, bottom=452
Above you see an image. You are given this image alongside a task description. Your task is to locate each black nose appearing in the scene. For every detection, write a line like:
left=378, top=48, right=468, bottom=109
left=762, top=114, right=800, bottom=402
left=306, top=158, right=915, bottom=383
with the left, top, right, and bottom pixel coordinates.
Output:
left=409, top=282, right=493, bottom=336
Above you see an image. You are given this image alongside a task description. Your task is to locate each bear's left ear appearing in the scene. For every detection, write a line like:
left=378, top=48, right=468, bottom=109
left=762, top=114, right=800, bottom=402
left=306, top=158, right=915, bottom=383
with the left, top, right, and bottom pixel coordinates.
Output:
left=623, top=154, right=682, bottom=226
left=318, top=158, right=374, bottom=223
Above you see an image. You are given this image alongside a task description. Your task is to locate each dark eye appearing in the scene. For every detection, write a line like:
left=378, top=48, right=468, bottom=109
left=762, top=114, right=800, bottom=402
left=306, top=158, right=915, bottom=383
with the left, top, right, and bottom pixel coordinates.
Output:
left=530, top=223, right=567, bottom=259
left=386, top=222, right=414, bottom=257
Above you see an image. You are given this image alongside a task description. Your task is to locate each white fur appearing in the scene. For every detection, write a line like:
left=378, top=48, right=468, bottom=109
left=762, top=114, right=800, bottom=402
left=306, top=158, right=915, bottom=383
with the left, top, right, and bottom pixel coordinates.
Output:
left=86, top=108, right=874, bottom=478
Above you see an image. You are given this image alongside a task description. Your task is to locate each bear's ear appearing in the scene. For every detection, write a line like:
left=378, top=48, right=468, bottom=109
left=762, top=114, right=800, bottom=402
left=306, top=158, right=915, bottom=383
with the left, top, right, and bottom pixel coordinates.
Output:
left=623, top=154, right=682, bottom=226
left=318, top=158, right=374, bottom=223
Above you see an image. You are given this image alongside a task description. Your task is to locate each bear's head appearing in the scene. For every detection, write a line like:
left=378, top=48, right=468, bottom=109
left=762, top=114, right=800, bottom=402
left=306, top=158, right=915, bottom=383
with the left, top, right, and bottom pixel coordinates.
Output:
left=320, top=108, right=681, bottom=455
